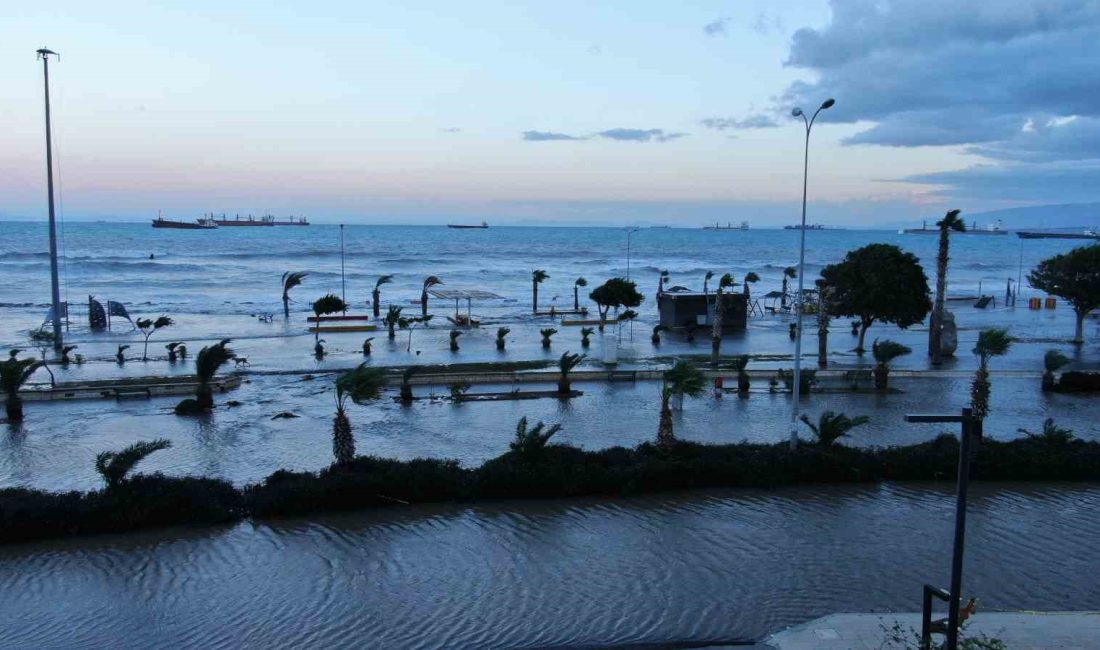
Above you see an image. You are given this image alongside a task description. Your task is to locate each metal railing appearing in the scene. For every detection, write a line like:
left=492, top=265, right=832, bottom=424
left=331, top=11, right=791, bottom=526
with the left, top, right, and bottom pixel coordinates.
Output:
left=921, top=584, right=951, bottom=649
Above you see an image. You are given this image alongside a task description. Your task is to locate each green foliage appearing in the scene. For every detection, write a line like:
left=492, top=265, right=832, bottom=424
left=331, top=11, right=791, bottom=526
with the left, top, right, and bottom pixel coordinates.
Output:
left=540, top=328, right=558, bottom=343
left=559, top=351, right=585, bottom=374
left=335, top=364, right=386, bottom=408
left=448, top=382, right=471, bottom=400
left=196, top=339, right=235, bottom=384
left=374, top=274, right=394, bottom=289
left=1019, top=418, right=1075, bottom=445
left=872, top=338, right=911, bottom=366
left=799, top=411, right=870, bottom=446
left=618, top=309, right=638, bottom=322
left=509, top=416, right=563, bottom=461
left=664, top=360, right=706, bottom=403
left=719, top=272, right=735, bottom=289
left=95, top=439, right=172, bottom=488
left=574, top=277, right=587, bottom=288
left=422, top=275, right=443, bottom=291
left=744, top=271, right=760, bottom=284
left=1, top=350, right=44, bottom=398
left=783, top=266, right=797, bottom=279
left=532, top=269, right=549, bottom=283
left=137, top=316, right=174, bottom=359
left=1027, top=244, right=1100, bottom=340
left=282, top=271, right=308, bottom=293
left=580, top=327, right=595, bottom=342
left=589, top=278, right=644, bottom=318
left=312, top=294, right=347, bottom=317
left=496, top=327, right=511, bottom=342
left=973, top=328, right=1014, bottom=367
left=1044, top=349, right=1071, bottom=373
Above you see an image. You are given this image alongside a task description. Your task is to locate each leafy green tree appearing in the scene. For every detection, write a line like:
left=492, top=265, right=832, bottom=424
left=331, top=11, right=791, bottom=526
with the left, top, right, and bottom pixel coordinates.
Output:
left=136, top=315, right=174, bottom=361
left=312, top=294, right=348, bottom=341
left=372, top=274, right=394, bottom=318
left=532, top=270, right=549, bottom=313
left=820, top=243, right=932, bottom=354
left=421, top=275, right=443, bottom=318
left=281, top=271, right=308, bottom=320
left=657, top=360, right=705, bottom=446
left=510, top=416, right=563, bottom=462
left=970, top=328, right=1013, bottom=420
left=95, top=439, right=172, bottom=488
left=557, top=352, right=584, bottom=394
left=799, top=411, right=870, bottom=446
left=929, top=209, right=965, bottom=363
left=1, top=350, right=44, bottom=422
left=1028, top=244, right=1100, bottom=344
left=332, top=364, right=385, bottom=464
left=573, top=277, right=587, bottom=311
left=871, top=338, right=911, bottom=391
left=1042, top=350, right=1070, bottom=392
left=589, top=277, right=643, bottom=331
left=711, top=273, right=735, bottom=365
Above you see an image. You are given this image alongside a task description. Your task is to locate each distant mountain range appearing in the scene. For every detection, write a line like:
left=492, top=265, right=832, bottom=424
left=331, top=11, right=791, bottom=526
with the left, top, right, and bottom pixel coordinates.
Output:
left=968, top=203, right=1100, bottom=230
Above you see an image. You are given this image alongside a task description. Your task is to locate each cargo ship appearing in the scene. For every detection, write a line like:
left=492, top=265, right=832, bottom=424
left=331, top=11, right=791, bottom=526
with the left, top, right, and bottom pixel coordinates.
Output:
left=447, top=221, right=489, bottom=229
left=1016, top=228, right=1099, bottom=240
left=151, top=215, right=218, bottom=229
left=704, top=221, right=749, bottom=230
left=901, top=219, right=1008, bottom=235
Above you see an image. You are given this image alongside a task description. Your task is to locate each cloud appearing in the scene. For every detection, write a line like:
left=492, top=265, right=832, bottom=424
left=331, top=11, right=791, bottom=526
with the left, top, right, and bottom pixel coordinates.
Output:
left=440, top=127, right=462, bottom=134
left=776, top=0, right=1100, bottom=200
left=522, top=130, right=586, bottom=142
left=701, top=115, right=779, bottom=130
left=703, top=18, right=729, bottom=36
left=596, top=128, right=686, bottom=143
left=902, top=160, right=1100, bottom=202
left=751, top=12, right=783, bottom=35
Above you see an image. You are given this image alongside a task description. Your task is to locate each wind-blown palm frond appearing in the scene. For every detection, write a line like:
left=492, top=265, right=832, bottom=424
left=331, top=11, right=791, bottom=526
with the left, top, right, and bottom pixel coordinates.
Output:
left=312, top=294, right=347, bottom=317
left=1044, top=350, right=1071, bottom=373
left=497, top=327, right=511, bottom=341
left=575, top=277, right=587, bottom=288
left=664, top=360, right=706, bottom=401
left=335, top=364, right=386, bottom=407
left=423, top=276, right=443, bottom=291
left=95, top=439, right=172, bottom=488
left=618, top=309, right=638, bottom=322
left=936, top=209, right=966, bottom=232
left=783, top=266, right=797, bottom=279
left=974, top=328, right=1014, bottom=366
left=872, top=338, right=911, bottom=366
left=799, top=411, right=870, bottom=446
left=374, top=274, right=394, bottom=290
left=1, top=352, right=43, bottom=397
left=510, top=416, right=563, bottom=459
left=533, top=270, right=549, bottom=283
left=559, top=351, right=584, bottom=374
left=282, top=271, right=308, bottom=294
left=196, top=339, right=235, bottom=383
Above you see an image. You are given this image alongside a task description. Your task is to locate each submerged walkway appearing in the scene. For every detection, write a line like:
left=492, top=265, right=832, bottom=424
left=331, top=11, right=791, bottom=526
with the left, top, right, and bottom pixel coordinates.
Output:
left=760, top=611, right=1100, bottom=649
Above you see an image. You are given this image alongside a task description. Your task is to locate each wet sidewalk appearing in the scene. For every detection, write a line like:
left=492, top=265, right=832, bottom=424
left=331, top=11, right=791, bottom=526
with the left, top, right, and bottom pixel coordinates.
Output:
left=761, top=611, right=1100, bottom=649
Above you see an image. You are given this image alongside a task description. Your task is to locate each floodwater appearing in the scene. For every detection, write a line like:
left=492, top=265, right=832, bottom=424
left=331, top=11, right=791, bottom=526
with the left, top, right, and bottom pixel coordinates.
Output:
left=2, top=483, right=1098, bottom=648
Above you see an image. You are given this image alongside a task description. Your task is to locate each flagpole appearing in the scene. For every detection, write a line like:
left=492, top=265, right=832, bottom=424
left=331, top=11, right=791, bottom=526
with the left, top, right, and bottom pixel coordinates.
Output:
left=38, top=47, right=63, bottom=351
left=339, top=224, right=347, bottom=314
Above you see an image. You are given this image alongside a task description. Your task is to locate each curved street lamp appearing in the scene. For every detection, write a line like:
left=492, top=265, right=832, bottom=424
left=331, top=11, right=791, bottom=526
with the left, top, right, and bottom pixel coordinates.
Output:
left=789, top=98, right=835, bottom=449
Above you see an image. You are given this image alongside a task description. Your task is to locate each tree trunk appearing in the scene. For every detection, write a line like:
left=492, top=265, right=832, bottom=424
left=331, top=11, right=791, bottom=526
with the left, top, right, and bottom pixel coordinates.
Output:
left=930, top=227, right=950, bottom=364
left=5, top=396, right=24, bottom=422
left=372, top=289, right=380, bottom=318
left=574, top=287, right=579, bottom=311
left=1075, top=312, right=1085, bottom=344
left=283, top=294, right=290, bottom=320
left=781, top=278, right=788, bottom=308
left=737, top=371, right=750, bottom=392
left=817, top=325, right=828, bottom=368
left=557, top=376, right=570, bottom=395
left=388, top=323, right=396, bottom=339
left=496, top=339, right=505, bottom=351
left=656, top=392, right=674, bottom=447
left=421, top=291, right=429, bottom=318
left=1042, top=371, right=1055, bottom=392
left=598, top=306, right=608, bottom=331
left=400, top=383, right=413, bottom=402
left=332, top=407, right=355, bottom=464
left=533, top=283, right=538, bottom=314
left=970, top=366, right=990, bottom=420
left=873, top=364, right=888, bottom=391
left=197, top=385, right=214, bottom=410
left=856, top=319, right=871, bottom=354
left=711, top=288, right=724, bottom=365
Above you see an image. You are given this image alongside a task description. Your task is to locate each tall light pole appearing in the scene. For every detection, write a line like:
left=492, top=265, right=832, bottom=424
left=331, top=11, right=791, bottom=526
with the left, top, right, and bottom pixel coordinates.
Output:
left=789, top=98, right=835, bottom=448
left=339, top=224, right=347, bottom=313
left=38, top=47, right=64, bottom=351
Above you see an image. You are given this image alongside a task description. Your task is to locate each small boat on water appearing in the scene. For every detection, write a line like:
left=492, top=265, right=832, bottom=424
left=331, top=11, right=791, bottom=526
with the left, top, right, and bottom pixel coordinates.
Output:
left=151, top=215, right=218, bottom=229
left=784, top=223, right=825, bottom=230
left=1017, top=227, right=1100, bottom=240
left=447, top=221, right=489, bottom=229
left=703, top=221, right=749, bottom=230
left=901, top=219, right=1008, bottom=235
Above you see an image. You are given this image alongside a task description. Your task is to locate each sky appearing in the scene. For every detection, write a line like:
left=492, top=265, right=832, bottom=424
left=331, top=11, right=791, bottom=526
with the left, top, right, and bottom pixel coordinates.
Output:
left=3, top=0, right=1100, bottom=226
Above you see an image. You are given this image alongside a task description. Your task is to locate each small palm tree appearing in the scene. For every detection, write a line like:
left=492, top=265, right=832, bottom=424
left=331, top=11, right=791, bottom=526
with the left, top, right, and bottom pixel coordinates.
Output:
left=971, top=328, right=1014, bottom=420
left=557, top=352, right=585, bottom=394
left=95, top=439, right=172, bottom=488
left=332, top=364, right=386, bottom=464
left=510, top=416, right=563, bottom=462
left=657, top=360, right=705, bottom=446
left=496, top=327, right=511, bottom=351
left=1, top=350, right=44, bottom=422
left=1042, top=350, right=1070, bottom=392
left=372, top=274, right=394, bottom=318
left=281, top=271, right=308, bottom=320
left=799, top=411, right=870, bottom=446
left=449, top=381, right=471, bottom=401
left=449, top=329, right=463, bottom=351
left=176, top=339, right=235, bottom=414
left=116, top=345, right=130, bottom=365
left=703, top=270, right=715, bottom=296
left=136, top=315, right=174, bottom=361
left=421, top=275, right=443, bottom=318
left=781, top=266, right=797, bottom=309
left=400, top=366, right=416, bottom=402
left=573, top=277, right=587, bottom=311
left=651, top=325, right=665, bottom=345
left=871, top=338, right=911, bottom=391
left=384, top=304, right=406, bottom=340
left=711, top=273, right=734, bottom=365
left=580, top=327, right=594, bottom=348
left=731, top=354, right=750, bottom=392
left=541, top=327, right=557, bottom=349
left=312, top=294, right=348, bottom=341
left=362, top=337, right=374, bottom=356
left=532, top=270, right=549, bottom=314
left=176, top=343, right=188, bottom=360
left=930, top=210, right=966, bottom=364
left=166, top=342, right=183, bottom=363
left=742, top=271, right=760, bottom=301
left=314, top=338, right=326, bottom=359
left=60, top=344, right=77, bottom=366
left=1018, top=418, right=1075, bottom=445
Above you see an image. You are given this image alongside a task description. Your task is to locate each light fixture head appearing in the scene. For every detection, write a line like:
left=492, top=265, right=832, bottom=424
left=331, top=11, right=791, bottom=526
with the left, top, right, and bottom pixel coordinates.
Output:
left=820, top=98, right=836, bottom=110
left=791, top=107, right=804, bottom=117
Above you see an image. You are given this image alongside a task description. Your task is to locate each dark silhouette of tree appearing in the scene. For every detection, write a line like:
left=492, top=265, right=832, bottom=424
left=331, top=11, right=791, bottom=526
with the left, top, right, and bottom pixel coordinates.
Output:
left=1028, top=244, right=1100, bottom=344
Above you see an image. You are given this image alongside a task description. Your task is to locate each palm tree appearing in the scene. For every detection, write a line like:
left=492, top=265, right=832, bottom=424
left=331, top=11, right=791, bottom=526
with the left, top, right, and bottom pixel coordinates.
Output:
left=194, top=339, right=235, bottom=411
left=799, top=411, right=870, bottom=446
left=573, top=277, right=587, bottom=311
left=332, top=364, right=386, bottom=464
left=711, top=273, right=734, bottom=365
left=731, top=354, right=750, bottom=392
left=136, top=315, right=174, bottom=361
left=312, top=294, right=347, bottom=341
left=651, top=325, right=665, bottom=345
left=657, top=360, right=705, bottom=446
left=400, top=366, right=416, bottom=402
left=929, top=210, right=965, bottom=364
left=449, top=329, right=463, bottom=351
left=314, top=339, right=326, bottom=359
left=971, top=328, right=1013, bottom=420
left=384, top=305, right=406, bottom=340
left=60, top=344, right=77, bottom=366
left=421, top=275, right=443, bottom=318
left=781, top=266, right=797, bottom=309
left=2, top=350, right=44, bottom=422
left=281, top=271, right=308, bottom=320
left=372, top=274, right=394, bottom=318
left=1042, top=350, right=1070, bottom=392
left=116, top=345, right=129, bottom=365
left=362, top=337, right=374, bottom=356
left=703, top=270, right=714, bottom=297
left=496, top=327, right=510, bottom=351
left=540, top=327, right=557, bottom=349
left=557, top=352, right=585, bottom=394
left=95, top=439, right=172, bottom=488
left=871, top=339, right=911, bottom=391
left=1018, top=418, right=1075, bottom=444
left=742, top=272, right=760, bottom=302
left=176, top=343, right=188, bottom=360
left=580, top=327, right=594, bottom=348
left=532, top=270, right=549, bottom=314
left=816, top=279, right=832, bottom=369
left=510, top=416, right=563, bottom=462
left=166, top=342, right=182, bottom=363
